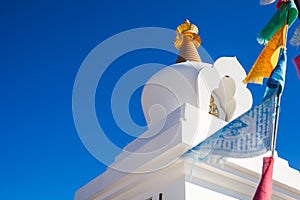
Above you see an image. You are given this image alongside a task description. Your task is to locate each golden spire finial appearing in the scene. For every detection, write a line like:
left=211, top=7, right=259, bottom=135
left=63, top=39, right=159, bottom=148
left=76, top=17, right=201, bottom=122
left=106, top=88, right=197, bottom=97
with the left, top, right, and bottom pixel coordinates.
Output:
left=174, top=19, right=201, bottom=49
left=174, top=19, right=202, bottom=63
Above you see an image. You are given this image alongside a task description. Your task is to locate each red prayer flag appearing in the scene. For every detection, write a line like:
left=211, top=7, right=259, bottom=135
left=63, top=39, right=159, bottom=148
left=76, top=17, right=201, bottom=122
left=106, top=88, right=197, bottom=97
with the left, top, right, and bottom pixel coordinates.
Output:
left=293, top=54, right=300, bottom=78
left=276, top=0, right=289, bottom=9
left=253, top=156, right=274, bottom=200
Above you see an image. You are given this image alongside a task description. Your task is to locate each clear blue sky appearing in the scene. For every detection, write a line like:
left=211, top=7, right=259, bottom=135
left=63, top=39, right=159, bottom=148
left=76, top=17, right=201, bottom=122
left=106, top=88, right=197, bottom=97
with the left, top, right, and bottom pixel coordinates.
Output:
left=1, top=0, right=299, bottom=199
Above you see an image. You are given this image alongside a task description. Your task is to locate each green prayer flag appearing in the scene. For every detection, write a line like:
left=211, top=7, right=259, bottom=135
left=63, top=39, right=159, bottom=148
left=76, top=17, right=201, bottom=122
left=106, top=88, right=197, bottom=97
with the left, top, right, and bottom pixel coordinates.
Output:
left=257, top=1, right=298, bottom=45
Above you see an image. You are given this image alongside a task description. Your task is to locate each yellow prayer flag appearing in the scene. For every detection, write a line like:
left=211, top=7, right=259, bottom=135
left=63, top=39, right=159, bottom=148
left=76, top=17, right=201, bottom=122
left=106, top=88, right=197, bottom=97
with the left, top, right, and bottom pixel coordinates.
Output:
left=243, top=24, right=287, bottom=84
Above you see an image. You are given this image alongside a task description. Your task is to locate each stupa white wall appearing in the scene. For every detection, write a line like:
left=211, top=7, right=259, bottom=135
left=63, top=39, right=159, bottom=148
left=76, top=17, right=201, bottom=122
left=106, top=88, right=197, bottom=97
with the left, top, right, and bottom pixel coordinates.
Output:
left=75, top=57, right=300, bottom=200
left=141, top=57, right=252, bottom=127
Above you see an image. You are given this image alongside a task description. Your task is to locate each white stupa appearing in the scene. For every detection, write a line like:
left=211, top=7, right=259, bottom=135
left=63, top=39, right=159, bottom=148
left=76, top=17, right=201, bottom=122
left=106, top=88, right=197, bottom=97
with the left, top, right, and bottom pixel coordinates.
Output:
left=75, top=20, right=300, bottom=200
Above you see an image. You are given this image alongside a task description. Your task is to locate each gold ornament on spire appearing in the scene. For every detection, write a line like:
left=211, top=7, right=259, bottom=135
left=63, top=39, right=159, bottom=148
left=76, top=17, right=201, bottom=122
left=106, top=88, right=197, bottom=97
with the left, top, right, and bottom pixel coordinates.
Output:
left=174, top=19, right=201, bottom=49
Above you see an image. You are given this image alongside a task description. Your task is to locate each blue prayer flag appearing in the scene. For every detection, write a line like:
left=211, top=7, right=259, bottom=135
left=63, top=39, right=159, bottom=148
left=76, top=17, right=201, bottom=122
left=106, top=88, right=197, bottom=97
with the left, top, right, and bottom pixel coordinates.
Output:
left=263, top=50, right=287, bottom=100
left=184, top=93, right=276, bottom=159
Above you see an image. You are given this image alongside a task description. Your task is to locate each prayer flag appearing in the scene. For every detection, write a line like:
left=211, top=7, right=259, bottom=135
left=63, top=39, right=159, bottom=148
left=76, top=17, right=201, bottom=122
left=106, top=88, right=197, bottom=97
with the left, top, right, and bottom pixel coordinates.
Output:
left=257, top=0, right=298, bottom=45
left=263, top=50, right=287, bottom=100
left=184, top=91, right=277, bottom=160
left=289, top=0, right=300, bottom=47
left=243, top=24, right=287, bottom=84
left=292, top=54, right=300, bottom=77
left=252, top=156, right=274, bottom=200
left=276, top=0, right=290, bottom=9
left=260, top=0, right=276, bottom=6
left=289, top=23, right=300, bottom=47
left=295, top=0, right=300, bottom=18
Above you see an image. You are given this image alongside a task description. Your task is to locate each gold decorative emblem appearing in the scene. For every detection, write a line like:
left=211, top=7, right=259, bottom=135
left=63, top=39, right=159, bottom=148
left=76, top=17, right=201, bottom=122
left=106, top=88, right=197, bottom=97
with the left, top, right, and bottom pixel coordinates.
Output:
left=209, top=96, right=219, bottom=118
